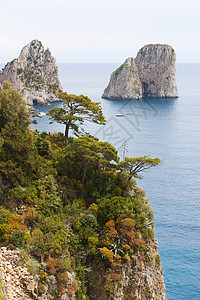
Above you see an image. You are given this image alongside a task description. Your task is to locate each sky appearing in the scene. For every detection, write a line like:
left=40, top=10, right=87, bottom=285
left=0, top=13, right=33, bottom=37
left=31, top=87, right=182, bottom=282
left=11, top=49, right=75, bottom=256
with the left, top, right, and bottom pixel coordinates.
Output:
left=0, top=0, right=200, bottom=63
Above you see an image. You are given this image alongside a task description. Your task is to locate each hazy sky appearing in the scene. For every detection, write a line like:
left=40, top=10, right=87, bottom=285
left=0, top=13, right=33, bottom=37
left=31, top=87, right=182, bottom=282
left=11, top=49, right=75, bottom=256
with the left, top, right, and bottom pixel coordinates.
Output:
left=1, top=0, right=200, bottom=63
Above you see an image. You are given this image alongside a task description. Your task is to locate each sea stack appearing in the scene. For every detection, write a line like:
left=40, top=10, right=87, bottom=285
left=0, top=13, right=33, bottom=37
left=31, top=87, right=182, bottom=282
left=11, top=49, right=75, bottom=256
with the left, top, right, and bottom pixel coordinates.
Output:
left=0, top=40, right=62, bottom=106
left=102, top=44, right=178, bottom=99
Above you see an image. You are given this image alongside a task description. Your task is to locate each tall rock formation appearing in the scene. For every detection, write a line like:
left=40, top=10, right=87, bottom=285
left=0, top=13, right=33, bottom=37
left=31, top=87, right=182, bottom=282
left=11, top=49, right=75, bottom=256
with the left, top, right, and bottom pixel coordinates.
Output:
left=102, top=44, right=178, bottom=100
left=0, top=40, right=62, bottom=106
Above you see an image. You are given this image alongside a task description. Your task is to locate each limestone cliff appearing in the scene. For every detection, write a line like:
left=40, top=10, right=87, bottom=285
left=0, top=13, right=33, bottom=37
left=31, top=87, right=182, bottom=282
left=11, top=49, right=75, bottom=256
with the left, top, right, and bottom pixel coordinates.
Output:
left=135, top=44, right=178, bottom=98
left=102, top=44, right=178, bottom=100
left=0, top=40, right=62, bottom=106
left=86, top=185, right=167, bottom=300
left=102, top=58, right=142, bottom=100
left=89, top=241, right=166, bottom=300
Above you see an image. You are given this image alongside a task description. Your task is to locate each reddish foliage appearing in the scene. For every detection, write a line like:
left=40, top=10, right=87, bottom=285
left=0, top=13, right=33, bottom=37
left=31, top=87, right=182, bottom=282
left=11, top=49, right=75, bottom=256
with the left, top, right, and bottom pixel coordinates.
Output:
left=60, top=285, right=66, bottom=294
left=124, top=230, right=136, bottom=243
left=67, top=285, right=73, bottom=296
left=55, top=249, right=60, bottom=255
left=18, top=224, right=28, bottom=231
left=63, top=248, right=70, bottom=257
left=47, top=257, right=56, bottom=274
left=105, top=220, right=115, bottom=229
left=114, top=254, right=121, bottom=263
left=107, top=273, right=123, bottom=282
left=107, top=227, right=118, bottom=240
left=120, top=218, right=135, bottom=231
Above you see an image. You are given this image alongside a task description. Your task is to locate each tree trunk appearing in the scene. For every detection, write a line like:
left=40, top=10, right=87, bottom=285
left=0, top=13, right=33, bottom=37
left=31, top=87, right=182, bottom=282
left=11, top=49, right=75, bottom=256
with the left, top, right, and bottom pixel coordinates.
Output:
left=65, top=122, right=70, bottom=138
left=82, top=160, right=89, bottom=183
left=122, top=175, right=132, bottom=196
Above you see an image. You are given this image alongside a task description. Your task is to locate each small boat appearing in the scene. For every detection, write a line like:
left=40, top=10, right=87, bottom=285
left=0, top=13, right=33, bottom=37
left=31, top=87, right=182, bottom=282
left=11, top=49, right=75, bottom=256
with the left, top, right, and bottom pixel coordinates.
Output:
left=116, top=114, right=125, bottom=117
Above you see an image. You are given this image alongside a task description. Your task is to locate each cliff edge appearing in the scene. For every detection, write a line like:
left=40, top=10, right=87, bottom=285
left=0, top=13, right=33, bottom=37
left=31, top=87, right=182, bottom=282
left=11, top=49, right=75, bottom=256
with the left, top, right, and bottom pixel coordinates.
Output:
left=102, top=44, right=178, bottom=100
left=0, top=40, right=62, bottom=106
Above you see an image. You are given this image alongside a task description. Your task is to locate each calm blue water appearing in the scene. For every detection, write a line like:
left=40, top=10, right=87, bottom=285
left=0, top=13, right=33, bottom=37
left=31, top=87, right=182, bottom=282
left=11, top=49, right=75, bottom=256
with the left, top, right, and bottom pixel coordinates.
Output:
left=1, top=62, right=200, bottom=299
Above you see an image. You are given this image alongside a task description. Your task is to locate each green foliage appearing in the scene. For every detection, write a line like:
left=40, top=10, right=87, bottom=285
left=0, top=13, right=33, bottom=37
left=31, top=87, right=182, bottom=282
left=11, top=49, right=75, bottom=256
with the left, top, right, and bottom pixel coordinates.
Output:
left=79, top=213, right=98, bottom=242
left=10, top=185, right=37, bottom=205
left=0, top=207, right=24, bottom=243
left=118, top=156, right=161, bottom=180
left=97, top=196, right=132, bottom=225
left=56, top=258, right=71, bottom=271
left=26, top=258, right=40, bottom=275
left=37, top=175, right=62, bottom=214
left=155, top=254, right=161, bottom=268
left=64, top=135, right=119, bottom=183
left=10, top=228, right=29, bottom=247
left=29, top=214, right=67, bottom=259
left=0, top=82, right=162, bottom=299
left=29, top=227, right=55, bottom=257
left=47, top=92, right=106, bottom=138
left=0, top=82, right=38, bottom=186
left=34, top=134, right=51, bottom=157
left=0, top=81, right=30, bottom=132
left=38, top=283, right=46, bottom=295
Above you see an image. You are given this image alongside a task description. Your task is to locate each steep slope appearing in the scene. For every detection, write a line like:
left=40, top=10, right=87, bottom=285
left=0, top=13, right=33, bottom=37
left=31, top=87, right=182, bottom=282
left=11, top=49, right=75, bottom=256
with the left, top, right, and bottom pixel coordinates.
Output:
left=86, top=185, right=167, bottom=300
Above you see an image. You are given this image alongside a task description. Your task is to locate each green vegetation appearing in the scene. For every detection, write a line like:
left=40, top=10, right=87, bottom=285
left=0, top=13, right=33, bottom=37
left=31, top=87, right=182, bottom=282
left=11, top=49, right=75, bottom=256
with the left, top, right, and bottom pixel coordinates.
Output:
left=112, top=62, right=128, bottom=79
left=0, top=278, right=5, bottom=300
left=47, top=92, right=106, bottom=138
left=0, top=83, right=162, bottom=299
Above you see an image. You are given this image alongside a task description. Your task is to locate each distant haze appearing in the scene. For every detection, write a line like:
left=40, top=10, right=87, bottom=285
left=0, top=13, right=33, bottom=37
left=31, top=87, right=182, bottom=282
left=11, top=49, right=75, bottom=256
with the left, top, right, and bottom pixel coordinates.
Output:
left=1, top=0, right=200, bottom=63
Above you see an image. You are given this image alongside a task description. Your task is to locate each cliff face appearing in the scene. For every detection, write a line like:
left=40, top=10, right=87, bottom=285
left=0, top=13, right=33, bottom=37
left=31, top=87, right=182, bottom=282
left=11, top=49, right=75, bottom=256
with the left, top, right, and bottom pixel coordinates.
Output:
left=114, top=241, right=166, bottom=300
left=135, top=44, right=178, bottom=98
left=102, top=58, right=143, bottom=100
left=102, top=44, right=178, bottom=100
left=0, top=40, right=62, bottom=106
left=86, top=185, right=167, bottom=300
left=89, top=243, right=166, bottom=300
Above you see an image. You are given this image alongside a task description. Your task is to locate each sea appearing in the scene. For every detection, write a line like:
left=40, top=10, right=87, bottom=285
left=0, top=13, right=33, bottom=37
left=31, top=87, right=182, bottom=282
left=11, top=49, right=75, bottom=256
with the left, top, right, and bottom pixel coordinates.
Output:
left=1, top=62, right=200, bottom=299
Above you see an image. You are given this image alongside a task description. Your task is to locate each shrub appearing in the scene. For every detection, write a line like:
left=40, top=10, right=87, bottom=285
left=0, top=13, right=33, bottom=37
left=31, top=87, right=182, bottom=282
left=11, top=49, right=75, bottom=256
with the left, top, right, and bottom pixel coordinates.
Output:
left=38, top=282, right=46, bottom=294
left=35, top=136, right=51, bottom=157
left=47, top=257, right=56, bottom=275
left=88, top=203, right=98, bottom=216
left=56, top=258, right=71, bottom=272
left=100, top=247, right=114, bottom=263
left=155, top=254, right=161, bottom=268
left=97, top=196, right=128, bottom=225
left=10, top=228, right=30, bottom=247
left=26, top=258, right=40, bottom=275
left=105, top=220, right=115, bottom=229
left=57, top=272, right=69, bottom=285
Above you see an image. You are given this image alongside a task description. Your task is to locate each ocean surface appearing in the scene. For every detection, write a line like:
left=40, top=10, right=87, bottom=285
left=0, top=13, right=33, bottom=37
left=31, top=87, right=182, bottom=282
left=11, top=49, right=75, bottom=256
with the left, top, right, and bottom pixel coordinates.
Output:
left=1, top=62, right=200, bottom=299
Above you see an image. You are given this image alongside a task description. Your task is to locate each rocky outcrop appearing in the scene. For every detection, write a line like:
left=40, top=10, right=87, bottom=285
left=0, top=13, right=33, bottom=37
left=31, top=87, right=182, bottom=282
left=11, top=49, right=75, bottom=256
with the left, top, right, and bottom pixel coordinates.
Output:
left=102, top=44, right=178, bottom=100
left=0, top=40, right=62, bottom=106
left=87, top=184, right=167, bottom=300
left=89, top=238, right=166, bottom=300
left=114, top=240, right=166, bottom=300
left=0, top=247, right=78, bottom=300
left=0, top=247, right=37, bottom=299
